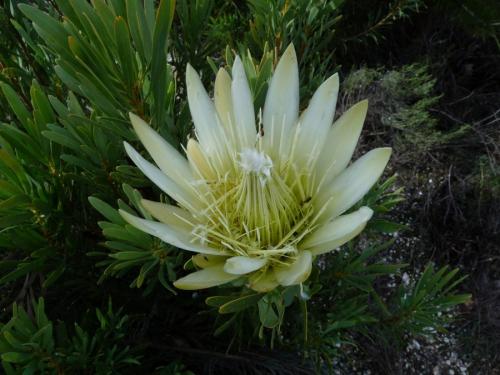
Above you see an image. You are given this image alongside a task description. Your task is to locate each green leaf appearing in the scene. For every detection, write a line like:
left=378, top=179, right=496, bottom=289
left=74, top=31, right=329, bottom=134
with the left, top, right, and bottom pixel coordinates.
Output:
left=219, top=293, right=262, bottom=314
left=0, top=83, right=31, bottom=130
left=42, top=266, right=65, bottom=289
left=89, top=197, right=126, bottom=225
left=60, top=154, right=95, bottom=170
left=109, top=251, right=151, bottom=261
left=0, top=125, right=45, bottom=163
left=18, top=4, right=70, bottom=57
left=42, top=130, right=81, bottom=151
left=214, top=314, right=238, bottom=336
left=258, top=294, right=281, bottom=329
left=364, top=263, right=407, bottom=275
left=369, top=219, right=408, bottom=233
left=0, top=195, right=30, bottom=211
left=1, top=352, right=32, bottom=364
left=2, top=331, right=25, bottom=350
left=150, top=0, right=175, bottom=126
left=104, top=241, right=142, bottom=252
left=0, top=259, right=44, bottom=285
left=125, top=0, right=150, bottom=63
left=114, top=16, right=137, bottom=90
left=205, top=295, right=235, bottom=308
left=30, top=83, right=55, bottom=133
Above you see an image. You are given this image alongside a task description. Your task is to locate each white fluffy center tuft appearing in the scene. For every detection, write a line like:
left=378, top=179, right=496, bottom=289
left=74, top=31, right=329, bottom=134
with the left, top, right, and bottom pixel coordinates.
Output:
left=239, top=148, right=273, bottom=184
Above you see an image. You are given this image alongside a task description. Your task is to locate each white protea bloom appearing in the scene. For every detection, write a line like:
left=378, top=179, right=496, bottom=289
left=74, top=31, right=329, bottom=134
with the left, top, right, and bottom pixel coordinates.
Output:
left=120, top=45, right=391, bottom=292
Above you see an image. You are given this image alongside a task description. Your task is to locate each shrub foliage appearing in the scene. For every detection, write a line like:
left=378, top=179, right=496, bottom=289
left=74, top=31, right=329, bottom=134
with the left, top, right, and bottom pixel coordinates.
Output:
left=1, top=0, right=494, bottom=373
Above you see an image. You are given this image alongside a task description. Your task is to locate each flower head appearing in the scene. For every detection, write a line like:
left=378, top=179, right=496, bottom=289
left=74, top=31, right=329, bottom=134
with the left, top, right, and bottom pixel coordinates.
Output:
left=121, top=45, right=391, bottom=292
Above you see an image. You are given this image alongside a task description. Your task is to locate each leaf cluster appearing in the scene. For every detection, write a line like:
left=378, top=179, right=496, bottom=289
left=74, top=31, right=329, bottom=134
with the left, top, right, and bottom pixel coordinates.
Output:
left=0, top=298, right=140, bottom=374
left=341, top=64, right=471, bottom=156
left=0, top=0, right=475, bottom=373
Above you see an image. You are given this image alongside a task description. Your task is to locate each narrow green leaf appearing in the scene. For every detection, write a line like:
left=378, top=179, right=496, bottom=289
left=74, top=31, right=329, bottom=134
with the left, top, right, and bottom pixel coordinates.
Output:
left=42, top=130, right=80, bottom=151
left=109, top=251, right=150, bottom=261
left=89, top=197, right=126, bottom=224
left=1, top=352, right=32, bottom=364
left=18, top=4, right=70, bottom=58
left=150, top=0, right=175, bottom=126
left=258, top=295, right=280, bottom=328
left=214, top=314, right=237, bottom=336
left=219, top=293, right=262, bottom=314
left=205, top=295, right=235, bottom=308
left=0, top=83, right=31, bottom=130
left=114, top=16, right=136, bottom=90
left=0, top=259, right=44, bottom=285
left=369, top=219, right=408, bottom=233
left=42, top=266, right=65, bottom=288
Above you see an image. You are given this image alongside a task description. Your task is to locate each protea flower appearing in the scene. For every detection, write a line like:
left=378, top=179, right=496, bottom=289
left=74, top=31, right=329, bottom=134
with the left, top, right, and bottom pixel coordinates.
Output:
left=120, top=45, right=391, bottom=292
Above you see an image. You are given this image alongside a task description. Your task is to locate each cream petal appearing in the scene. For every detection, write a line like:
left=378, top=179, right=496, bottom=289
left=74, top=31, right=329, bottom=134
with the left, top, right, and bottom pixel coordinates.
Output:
left=274, top=250, right=312, bottom=286
left=316, top=100, right=368, bottom=183
left=301, top=206, right=373, bottom=255
left=262, top=44, right=299, bottom=158
left=128, top=113, right=193, bottom=185
left=231, top=56, right=257, bottom=148
left=294, top=74, right=339, bottom=167
left=141, top=199, right=195, bottom=231
left=124, top=142, right=200, bottom=210
left=223, top=256, right=267, bottom=275
left=316, top=147, right=392, bottom=221
left=119, top=209, right=223, bottom=255
left=214, top=68, right=234, bottom=130
left=173, top=264, right=239, bottom=290
left=186, top=64, right=230, bottom=167
left=248, top=271, right=279, bottom=293
left=186, top=138, right=216, bottom=180
left=192, top=254, right=226, bottom=268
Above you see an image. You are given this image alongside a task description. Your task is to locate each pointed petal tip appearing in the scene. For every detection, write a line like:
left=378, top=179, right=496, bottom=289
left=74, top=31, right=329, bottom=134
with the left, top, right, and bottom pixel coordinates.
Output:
left=318, top=73, right=340, bottom=94
left=173, top=265, right=239, bottom=290
left=140, top=198, right=155, bottom=210
left=302, top=206, right=375, bottom=255
left=365, top=146, right=392, bottom=163
left=215, top=67, right=231, bottom=85
left=216, top=67, right=231, bottom=82
left=342, top=99, right=368, bottom=120
left=231, top=55, right=246, bottom=80
left=123, top=142, right=142, bottom=164
left=123, top=141, right=134, bottom=155
left=377, top=146, right=393, bottom=160
left=233, top=55, right=243, bottom=68
left=223, top=256, right=267, bottom=275
left=248, top=271, right=279, bottom=292
left=185, top=64, right=198, bottom=84
left=186, top=137, right=196, bottom=149
left=118, top=208, right=133, bottom=223
left=192, top=254, right=226, bottom=268
left=275, top=250, right=312, bottom=286
left=283, top=43, right=297, bottom=59
left=128, top=112, right=139, bottom=122
left=327, top=72, right=340, bottom=85
left=128, top=112, right=150, bottom=135
left=359, top=206, right=374, bottom=220
left=277, top=44, right=298, bottom=72
left=357, top=98, right=369, bottom=110
left=139, top=199, right=164, bottom=220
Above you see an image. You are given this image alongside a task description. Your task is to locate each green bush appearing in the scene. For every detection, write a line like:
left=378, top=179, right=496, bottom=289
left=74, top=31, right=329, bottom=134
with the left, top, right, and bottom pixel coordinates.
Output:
left=0, top=0, right=480, bottom=373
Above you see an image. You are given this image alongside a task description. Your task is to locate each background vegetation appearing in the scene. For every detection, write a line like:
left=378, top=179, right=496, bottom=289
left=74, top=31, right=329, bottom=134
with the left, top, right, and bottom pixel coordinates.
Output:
left=0, top=0, right=498, bottom=374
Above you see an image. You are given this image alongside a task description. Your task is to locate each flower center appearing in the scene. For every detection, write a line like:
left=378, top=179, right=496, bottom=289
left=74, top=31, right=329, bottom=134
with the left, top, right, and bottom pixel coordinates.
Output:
left=238, top=148, right=273, bottom=185
left=193, top=149, right=315, bottom=262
